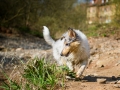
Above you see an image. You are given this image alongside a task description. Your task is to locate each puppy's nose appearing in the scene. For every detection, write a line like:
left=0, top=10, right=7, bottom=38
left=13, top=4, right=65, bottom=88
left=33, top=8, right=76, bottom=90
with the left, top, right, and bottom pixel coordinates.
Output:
left=60, top=53, right=63, bottom=56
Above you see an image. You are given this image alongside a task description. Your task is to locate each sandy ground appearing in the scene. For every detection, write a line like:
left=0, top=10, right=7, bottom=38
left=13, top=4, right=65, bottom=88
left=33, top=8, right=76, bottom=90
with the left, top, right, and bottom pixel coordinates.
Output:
left=65, top=37, right=120, bottom=90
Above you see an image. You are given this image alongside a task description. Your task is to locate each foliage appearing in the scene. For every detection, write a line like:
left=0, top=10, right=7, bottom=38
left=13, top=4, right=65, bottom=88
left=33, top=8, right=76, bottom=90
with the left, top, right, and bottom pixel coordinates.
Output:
left=84, top=0, right=120, bottom=37
left=0, top=58, right=69, bottom=90
left=0, top=72, right=21, bottom=90
left=23, top=58, right=58, bottom=89
left=0, top=0, right=88, bottom=38
left=86, top=23, right=120, bottom=37
left=113, top=0, right=120, bottom=27
left=0, top=80, right=21, bottom=90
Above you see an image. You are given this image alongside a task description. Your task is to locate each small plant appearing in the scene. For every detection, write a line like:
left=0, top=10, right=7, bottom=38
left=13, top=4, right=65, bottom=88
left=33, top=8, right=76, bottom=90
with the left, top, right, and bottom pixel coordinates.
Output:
left=1, top=80, right=21, bottom=90
left=0, top=58, right=69, bottom=90
left=23, top=58, right=60, bottom=90
left=0, top=73, right=21, bottom=90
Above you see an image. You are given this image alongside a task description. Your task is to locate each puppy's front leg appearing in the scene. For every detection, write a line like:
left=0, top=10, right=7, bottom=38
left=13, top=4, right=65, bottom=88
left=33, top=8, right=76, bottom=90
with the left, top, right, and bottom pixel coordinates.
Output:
left=76, top=60, right=87, bottom=78
left=66, top=61, right=73, bottom=71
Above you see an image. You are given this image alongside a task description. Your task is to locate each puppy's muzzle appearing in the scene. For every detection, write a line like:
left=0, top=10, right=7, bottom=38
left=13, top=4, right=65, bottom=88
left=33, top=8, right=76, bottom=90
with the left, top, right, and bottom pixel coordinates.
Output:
left=60, top=52, right=70, bottom=57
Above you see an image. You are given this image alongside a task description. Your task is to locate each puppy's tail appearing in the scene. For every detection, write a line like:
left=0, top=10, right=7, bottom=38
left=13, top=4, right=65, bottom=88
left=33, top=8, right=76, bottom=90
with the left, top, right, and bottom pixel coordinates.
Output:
left=43, top=26, right=55, bottom=46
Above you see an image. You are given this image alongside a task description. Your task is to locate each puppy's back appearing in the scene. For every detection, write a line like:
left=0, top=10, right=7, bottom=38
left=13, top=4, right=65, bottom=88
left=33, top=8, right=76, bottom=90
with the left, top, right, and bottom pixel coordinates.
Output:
left=75, top=30, right=90, bottom=57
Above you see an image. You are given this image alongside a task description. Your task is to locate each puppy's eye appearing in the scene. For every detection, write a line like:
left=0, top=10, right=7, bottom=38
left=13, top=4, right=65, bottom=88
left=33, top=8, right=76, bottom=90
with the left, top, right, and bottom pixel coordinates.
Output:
left=66, top=43, right=70, bottom=46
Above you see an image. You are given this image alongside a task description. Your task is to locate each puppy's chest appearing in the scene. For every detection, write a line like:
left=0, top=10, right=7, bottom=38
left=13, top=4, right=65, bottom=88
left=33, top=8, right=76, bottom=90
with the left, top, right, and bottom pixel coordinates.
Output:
left=66, top=51, right=85, bottom=65
left=60, top=54, right=81, bottom=64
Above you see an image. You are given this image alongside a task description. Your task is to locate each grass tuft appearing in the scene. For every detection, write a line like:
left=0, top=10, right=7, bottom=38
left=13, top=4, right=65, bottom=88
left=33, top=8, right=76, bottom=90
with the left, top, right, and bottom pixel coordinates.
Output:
left=23, top=58, right=59, bottom=89
left=0, top=58, right=70, bottom=90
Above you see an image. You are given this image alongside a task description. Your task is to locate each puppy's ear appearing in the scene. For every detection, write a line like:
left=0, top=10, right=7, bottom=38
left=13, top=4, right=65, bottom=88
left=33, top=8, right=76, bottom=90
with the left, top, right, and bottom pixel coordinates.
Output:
left=71, top=41, right=80, bottom=46
left=60, top=36, right=65, bottom=40
left=74, top=41, right=80, bottom=46
left=68, top=28, right=76, bottom=38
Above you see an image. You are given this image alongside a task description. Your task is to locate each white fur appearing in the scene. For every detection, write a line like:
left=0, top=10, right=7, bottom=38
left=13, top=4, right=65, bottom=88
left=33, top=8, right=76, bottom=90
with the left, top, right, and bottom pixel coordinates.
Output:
left=43, top=26, right=55, bottom=46
left=43, top=26, right=90, bottom=78
left=75, top=30, right=90, bottom=56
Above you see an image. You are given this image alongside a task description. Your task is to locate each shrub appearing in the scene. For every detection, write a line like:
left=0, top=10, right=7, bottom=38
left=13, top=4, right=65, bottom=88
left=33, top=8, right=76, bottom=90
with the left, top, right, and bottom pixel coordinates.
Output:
left=0, top=58, right=68, bottom=90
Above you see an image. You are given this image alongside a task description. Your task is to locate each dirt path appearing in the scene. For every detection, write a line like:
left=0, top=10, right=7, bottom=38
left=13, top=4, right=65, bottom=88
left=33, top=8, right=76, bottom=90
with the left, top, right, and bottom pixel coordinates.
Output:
left=66, top=37, right=120, bottom=90
left=0, top=33, right=120, bottom=90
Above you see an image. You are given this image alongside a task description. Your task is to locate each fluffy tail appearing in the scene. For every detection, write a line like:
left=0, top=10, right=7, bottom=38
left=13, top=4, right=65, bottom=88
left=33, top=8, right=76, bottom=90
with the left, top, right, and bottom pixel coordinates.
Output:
left=43, top=26, right=55, bottom=46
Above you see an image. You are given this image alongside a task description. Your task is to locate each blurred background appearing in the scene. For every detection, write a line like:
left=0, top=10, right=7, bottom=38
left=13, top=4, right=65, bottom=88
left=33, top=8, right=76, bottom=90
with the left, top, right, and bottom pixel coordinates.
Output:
left=0, top=0, right=120, bottom=38
left=0, top=1, right=120, bottom=90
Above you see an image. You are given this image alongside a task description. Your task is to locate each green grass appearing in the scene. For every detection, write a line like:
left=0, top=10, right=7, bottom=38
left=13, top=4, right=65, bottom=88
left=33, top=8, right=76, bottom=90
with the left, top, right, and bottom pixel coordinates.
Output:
left=0, top=71, right=21, bottom=90
left=85, top=23, right=120, bottom=37
left=0, top=79, right=21, bottom=90
left=23, top=58, right=59, bottom=90
left=0, top=58, right=70, bottom=90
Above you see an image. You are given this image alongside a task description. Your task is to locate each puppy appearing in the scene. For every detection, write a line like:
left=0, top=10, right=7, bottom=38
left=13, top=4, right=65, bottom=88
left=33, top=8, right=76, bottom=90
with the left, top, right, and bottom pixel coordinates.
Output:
left=43, top=26, right=90, bottom=78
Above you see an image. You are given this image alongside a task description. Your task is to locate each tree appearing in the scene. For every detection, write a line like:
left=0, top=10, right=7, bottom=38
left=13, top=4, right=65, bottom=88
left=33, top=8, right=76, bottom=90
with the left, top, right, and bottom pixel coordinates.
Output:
left=0, top=0, right=88, bottom=38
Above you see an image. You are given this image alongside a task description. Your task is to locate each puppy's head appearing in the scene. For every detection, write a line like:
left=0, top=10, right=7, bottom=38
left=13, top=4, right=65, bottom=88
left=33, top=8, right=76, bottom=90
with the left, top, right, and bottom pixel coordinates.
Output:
left=60, top=28, right=80, bottom=57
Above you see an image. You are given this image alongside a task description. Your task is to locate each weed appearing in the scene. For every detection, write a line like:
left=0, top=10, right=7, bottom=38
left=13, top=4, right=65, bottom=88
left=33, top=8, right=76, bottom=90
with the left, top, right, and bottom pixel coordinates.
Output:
left=0, top=58, right=69, bottom=90
left=1, top=80, right=21, bottom=90
left=0, top=72, right=21, bottom=90
left=23, top=58, right=59, bottom=89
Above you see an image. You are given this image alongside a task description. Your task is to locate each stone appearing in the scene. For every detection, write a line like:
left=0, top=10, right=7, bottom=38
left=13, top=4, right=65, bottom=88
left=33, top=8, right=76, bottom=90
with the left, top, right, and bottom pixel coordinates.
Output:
left=115, top=61, right=120, bottom=66
left=97, top=78, right=106, bottom=84
left=90, top=49, right=96, bottom=55
left=16, top=48, right=23, bottom=51
left=96, top=61, right=105, bottom=68
left=19, top=53, right=25, bottom=58
left=117, top=80, right=120, bottom=84
left=65, top=76, right=75, bottom=80
left=113, top=84, right=120, bottom=88
left=108, top=81, right=117, bottom=84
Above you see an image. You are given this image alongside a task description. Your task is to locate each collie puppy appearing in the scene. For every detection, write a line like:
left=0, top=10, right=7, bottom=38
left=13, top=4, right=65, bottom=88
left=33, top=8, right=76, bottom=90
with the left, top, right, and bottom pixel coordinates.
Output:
left=43, top=26, right=90, bottom=78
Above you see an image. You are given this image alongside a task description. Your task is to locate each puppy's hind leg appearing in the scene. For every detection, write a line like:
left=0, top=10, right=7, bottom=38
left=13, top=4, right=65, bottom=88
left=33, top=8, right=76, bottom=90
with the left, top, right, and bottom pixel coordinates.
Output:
left=76, top=60, right=87, bottom=78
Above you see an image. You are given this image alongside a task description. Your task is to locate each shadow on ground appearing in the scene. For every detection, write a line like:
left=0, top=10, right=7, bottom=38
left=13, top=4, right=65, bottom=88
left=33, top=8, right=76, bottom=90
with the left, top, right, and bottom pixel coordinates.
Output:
left=83, top=75, right=120, bottom=82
